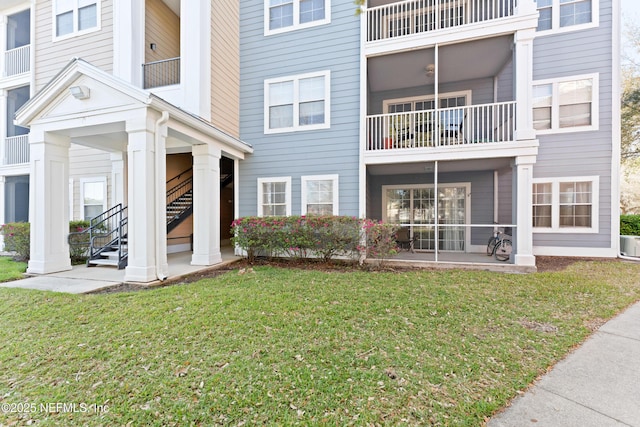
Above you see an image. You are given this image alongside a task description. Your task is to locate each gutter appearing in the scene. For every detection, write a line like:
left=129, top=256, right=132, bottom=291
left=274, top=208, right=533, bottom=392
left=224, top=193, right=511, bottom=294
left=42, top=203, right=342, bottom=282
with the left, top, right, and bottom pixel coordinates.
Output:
left=155, top=111, right=170, bottom=281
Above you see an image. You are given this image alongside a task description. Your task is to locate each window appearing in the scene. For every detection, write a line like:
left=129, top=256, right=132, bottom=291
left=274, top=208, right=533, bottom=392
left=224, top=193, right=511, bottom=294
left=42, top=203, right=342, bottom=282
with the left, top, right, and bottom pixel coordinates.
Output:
left=265, top=0, right=330, bottom=35
left=533, top=74, right=598, bottom=133
left=532, top=177, right=599, bottom=233
left=258, top=177, right=291, bottom=216
left=535, top=0, right=597, bottom=33
left=301, top=175, right=338, bottom=215
left=265, top=71, right=330, bottom=133
left=54, top=0, right=100, bottom=39
left=80, top=177, right=107, bottom=220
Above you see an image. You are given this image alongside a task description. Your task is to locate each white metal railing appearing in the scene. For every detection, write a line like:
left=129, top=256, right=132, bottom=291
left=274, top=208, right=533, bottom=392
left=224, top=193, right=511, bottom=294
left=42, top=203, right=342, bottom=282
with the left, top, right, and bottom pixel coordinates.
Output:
left=367, top=0, right=517, bottom=41
left=142, top=57, right=180, bottom=89
left=4, top=135, right=29, bottom=165
left=366, top=101, right=516, bottom=151
left=4, top=45, right=30, bottom=76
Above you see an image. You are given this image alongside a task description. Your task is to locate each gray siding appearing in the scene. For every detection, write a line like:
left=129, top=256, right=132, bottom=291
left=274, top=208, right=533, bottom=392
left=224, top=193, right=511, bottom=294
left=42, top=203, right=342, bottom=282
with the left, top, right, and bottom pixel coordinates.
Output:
left=531, top=0, right=614, bottom=249
left=239, top=0, right=361, bottom=217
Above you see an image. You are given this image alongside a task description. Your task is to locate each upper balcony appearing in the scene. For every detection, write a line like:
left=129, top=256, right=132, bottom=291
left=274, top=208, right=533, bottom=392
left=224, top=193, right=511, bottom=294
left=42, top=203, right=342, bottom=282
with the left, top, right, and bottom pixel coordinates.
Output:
left=3, top=8, right=30, bottom=78
left=365, top=0, right=538, bottom=53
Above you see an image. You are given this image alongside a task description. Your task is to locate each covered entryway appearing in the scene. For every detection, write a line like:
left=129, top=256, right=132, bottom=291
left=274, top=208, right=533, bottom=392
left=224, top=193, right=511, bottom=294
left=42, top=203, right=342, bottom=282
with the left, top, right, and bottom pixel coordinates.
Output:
left=15, top=59, right=252, bottom=283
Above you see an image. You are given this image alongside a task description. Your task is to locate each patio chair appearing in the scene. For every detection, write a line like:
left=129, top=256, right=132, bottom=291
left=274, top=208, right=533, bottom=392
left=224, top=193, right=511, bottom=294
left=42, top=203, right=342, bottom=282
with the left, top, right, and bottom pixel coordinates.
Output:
left=395, top=227, right=415, bottom=253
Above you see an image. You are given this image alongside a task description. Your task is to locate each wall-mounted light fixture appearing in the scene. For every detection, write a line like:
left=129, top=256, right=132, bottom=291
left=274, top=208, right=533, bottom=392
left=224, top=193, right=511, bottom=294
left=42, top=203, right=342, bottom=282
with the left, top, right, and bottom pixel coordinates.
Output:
left=150, top=43, right=157, bottom=51
left=425, top=64, right=435, bottom=77
left=69, top=85, right=90, bottom=100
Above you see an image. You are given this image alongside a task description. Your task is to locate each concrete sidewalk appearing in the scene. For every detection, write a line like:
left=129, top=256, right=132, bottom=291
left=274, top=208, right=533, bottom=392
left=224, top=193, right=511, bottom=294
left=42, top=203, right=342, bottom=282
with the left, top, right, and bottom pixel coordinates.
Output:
left=488, top=302, right=640, bottom=427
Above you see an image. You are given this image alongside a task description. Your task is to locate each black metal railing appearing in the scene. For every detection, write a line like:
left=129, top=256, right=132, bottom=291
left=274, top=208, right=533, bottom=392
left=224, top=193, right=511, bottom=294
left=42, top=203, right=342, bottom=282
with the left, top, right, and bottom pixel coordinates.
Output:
left=143, top=57, right=180, bottom=89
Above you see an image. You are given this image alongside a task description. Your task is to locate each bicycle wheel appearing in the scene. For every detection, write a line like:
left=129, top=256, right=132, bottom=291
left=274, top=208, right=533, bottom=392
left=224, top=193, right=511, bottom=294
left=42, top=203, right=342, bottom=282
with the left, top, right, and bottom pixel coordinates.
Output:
left=495, top=239, right=512, bottom=261
left=486, top=237, right=497, bottom=256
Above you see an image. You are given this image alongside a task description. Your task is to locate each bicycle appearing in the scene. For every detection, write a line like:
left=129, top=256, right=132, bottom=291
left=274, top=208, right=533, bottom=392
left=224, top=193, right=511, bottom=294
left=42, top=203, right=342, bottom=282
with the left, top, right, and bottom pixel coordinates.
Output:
left=486, top=226, right=512, bottom=262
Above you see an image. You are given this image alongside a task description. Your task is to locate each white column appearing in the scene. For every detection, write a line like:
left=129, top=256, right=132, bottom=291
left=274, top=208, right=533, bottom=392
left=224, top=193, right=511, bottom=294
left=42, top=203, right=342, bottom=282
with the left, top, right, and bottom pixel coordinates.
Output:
left=191, top=143, right=222, bottom=266
left=124, top=115, right=157, bottom=282
left=0, top=176, right=5, bottom=250
left=181, top=0, right=211, bottom=119
left=27, top=129, right=72, bottom=274
left=513, top=29, right=536, bottom=141
left=0, top=16, right=7, bottom=76
left=0, top=90, right=7, bottom=165
left=110, top=152, right=126, bottom=207
left=512, top=156, right=536, bottom=266
left=112, top=0, right=144, bottom=87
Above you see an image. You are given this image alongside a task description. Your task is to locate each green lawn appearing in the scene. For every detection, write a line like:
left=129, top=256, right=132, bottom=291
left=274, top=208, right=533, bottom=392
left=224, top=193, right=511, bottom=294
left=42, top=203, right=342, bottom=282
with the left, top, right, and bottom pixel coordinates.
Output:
left=0, top=256, right=27, bottom=282
left=1, top=261, right=639, bottom=426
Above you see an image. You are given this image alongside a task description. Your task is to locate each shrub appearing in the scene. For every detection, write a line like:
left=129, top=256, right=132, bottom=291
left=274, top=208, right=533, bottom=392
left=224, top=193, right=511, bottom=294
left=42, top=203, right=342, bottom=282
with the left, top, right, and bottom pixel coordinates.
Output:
left=363, top=219, right=400, bottom=266
left=68, top=220, right=92, bottom=263
left=0, top=222, right=30, bottom=261
left=621, top=215, right=640, bottom=236
left=231, top=216, right=397, bottom=265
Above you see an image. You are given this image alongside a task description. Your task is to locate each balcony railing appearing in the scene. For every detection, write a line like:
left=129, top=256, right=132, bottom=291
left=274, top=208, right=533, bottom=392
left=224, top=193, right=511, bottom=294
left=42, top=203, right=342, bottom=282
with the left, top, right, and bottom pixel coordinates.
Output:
left=367, top=0, right=517, bottom=42
left=143, top=57, right=180, bottom=89
left=4, top=135, right=29, bottom=165
left=366, top=101, right=516, bottom=151
left=4, top=45, right=30, bottom=76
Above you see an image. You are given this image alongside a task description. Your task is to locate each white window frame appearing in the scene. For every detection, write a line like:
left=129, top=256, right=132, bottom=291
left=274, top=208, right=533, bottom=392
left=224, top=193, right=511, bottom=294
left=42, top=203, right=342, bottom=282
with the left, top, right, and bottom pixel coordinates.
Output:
left=52, top=0, right=101, bottom=41
left=533, top=73, right=599, bottom=135
left=79, top=176, right=107, bottom=221
left=264, top=0, right=331, bottom=36
left=301, top=174, right=339, bottom=215
left=535, top=0, right=599, bottom=35
left=264, top=70, right=331, bottom=134
left=382, top=90, right=473, bottom=113
left=532, top=176, right=599, bottom=234
left=257, top=177, right=292, bottom=216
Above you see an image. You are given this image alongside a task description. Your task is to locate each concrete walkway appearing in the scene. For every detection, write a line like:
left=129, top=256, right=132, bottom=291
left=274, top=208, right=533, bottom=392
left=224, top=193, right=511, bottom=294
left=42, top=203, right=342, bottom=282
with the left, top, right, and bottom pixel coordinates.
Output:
left=489, top=302, right=640, bottom=427
left=0, top=249, right=241, bottom=294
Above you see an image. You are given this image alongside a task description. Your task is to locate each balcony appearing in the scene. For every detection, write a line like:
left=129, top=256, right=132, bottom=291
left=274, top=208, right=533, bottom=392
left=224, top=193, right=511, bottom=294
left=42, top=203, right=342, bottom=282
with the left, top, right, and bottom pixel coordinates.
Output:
left=4, top=45, right=30, bottom=77
left=366, top=102, right=516, bottom=151
left=4, top=135, right=29, bottom=165
left=142, top=57, right=180, bottom=89
left=366, top=0, right=517, bottom=42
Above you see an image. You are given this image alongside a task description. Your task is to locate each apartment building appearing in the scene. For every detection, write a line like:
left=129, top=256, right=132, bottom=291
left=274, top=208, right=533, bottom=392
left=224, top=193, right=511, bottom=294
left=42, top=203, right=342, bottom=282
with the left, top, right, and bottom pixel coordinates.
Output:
left=239, top=0, right=620, bottom=265
left=3, top=0, right=620, bottom=283
left=8, top=0, right=252, bottom=283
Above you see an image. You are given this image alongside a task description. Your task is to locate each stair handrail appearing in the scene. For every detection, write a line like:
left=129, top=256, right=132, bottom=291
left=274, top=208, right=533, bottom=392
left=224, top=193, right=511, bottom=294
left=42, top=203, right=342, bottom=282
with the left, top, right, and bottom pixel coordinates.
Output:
left=167, top=176, right=193, bottom=207
left=166, top=167, right=193, bottom=189
left=87, top=204, right=127, bottom=263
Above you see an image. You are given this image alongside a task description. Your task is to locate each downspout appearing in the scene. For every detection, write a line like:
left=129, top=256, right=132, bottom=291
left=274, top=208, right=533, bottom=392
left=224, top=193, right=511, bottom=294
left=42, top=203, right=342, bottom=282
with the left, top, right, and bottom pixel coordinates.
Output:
left=155, top=111, right=169, bottom=281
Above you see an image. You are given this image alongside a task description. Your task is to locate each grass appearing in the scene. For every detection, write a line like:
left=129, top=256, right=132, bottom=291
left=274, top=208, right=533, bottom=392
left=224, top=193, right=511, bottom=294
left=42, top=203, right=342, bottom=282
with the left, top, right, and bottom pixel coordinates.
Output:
left=0, top=256, right=27, bottom=282
left=0, top=261, right=639, bottom=426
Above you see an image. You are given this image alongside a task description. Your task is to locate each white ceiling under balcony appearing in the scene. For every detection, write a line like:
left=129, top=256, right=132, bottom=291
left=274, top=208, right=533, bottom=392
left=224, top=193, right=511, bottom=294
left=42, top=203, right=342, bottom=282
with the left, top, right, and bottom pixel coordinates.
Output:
left=368, top=35, right=514, bottom=93
left=162, top=0, right=180, bottom=16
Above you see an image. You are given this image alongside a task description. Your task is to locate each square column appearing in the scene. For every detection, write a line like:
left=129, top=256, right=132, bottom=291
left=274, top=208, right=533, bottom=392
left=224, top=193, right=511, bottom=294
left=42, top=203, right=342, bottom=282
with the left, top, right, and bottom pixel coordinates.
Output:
left=110, top=152, right=126, bottom=207
left=512, top=156, right=536, bottom=266
left=514, top=28, right=536, bottom=141
left=191, top=144, right=222, bottom=266
left=27, top=129, right=72, bottom=274
left=124, top=116, right=166, bottom=282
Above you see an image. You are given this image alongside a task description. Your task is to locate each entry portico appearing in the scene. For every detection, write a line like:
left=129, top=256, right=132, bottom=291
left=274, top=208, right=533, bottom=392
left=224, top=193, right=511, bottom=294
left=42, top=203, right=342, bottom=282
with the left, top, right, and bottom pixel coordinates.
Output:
left=15, top=59, right=252, bottom=283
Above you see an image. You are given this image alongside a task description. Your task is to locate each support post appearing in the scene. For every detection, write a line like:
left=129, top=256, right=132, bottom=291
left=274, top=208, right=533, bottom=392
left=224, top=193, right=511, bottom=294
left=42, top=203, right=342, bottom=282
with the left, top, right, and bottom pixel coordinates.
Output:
left=514, top=29, right=536, bottom=141
left=27, top=129, right=72, bottom=274
left=512, top=155, right=536, bottom=266
left=191, top=143, right=222, bottom=266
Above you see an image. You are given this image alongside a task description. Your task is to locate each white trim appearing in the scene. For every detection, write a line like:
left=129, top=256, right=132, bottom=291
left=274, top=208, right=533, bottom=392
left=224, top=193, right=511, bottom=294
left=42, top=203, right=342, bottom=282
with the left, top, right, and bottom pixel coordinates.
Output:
left=264, top=70, right=331, bottom=134
left=382, top=90, right=473, bottom=112
left=264, top=0, right=331, bottom=36
left=168, top=243, right=191, bottom=254
left=610, top=0, right=621, bottom=255
left=532, top=175, right=599, bottom=234
left=534, top=0, right=599, bottom=36
left=69, top=178, right=74, bottom=221
left=301, top=174, right=339, bottom=215
left=79, top=176, right=107, bottom=220
left=533, top=73, right=599, bottom=135
left=533, top=246, right=617, bottom=258
left=257, top=176, right=292, bottom=216
left=52, top=0, right=102, bottom=42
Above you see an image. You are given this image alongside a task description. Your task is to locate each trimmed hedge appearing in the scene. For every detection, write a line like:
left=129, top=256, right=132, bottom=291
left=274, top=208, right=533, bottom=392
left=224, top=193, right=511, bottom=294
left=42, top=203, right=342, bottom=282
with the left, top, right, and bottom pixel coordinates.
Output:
left=621, top=215, right=640, bottom=236
left=0, top=222, right=30, bottom=261
left=231, top=216, right=399, bottom=264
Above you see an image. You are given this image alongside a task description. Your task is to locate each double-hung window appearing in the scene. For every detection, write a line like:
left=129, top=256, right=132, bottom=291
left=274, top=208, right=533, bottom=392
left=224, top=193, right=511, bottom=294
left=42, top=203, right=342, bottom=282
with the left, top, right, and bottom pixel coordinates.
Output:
left=266, top=0, right=330, bottom=35
left=301, top=175, right=339, bottom=215
left=265, top=71, right=330, bottom=133
left=535, top=0, right=597, bottom=33
left=258, top=177, right=291, bottom=216
left=80, top=177, right=107, bottom=220
left=54, top=0, right=100, bottom=39
left=533, top=74, right=598, bottom=133
left=532, top=177, right=599, bottom=233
